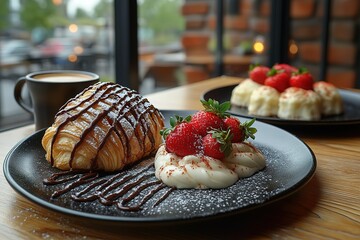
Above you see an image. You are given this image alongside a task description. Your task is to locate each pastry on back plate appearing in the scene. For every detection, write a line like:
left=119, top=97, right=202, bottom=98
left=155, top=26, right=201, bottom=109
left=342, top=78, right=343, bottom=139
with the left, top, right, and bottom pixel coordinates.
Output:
left=248, top=85, right=280, bottom=117
left=230, top=79, right=261, bottom=107
left=42, top=82, right=164, bottom=171
left=313, top=81, right=343, bottom=116
left=278, top=87, right=321, bottom=120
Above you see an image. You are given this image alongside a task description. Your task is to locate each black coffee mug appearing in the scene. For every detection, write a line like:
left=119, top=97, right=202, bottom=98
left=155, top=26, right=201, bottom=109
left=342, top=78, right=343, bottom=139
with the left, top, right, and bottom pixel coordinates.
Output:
left=14, top=70, right=99, bottom=130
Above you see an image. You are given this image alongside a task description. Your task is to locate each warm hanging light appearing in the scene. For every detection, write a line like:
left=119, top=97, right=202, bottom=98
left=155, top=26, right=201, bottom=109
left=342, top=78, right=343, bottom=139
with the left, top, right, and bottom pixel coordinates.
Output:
left=253, top=36, right=265, bottom=54
left=253, top=42, right=264, bottom=53
left=289, top=40, right=298, bottom=55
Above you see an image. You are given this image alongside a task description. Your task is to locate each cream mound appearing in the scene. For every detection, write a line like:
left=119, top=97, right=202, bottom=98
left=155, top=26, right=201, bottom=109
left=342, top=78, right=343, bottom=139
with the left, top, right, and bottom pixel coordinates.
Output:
left=248, top=86, right=280, bottom=117
left=230, top=79, right=261, bottom=107
left=278, top=87, right=321, bottom=120
left=154, top=142, right=266, bottom=189
left=314, top=81, right=343, bottom=115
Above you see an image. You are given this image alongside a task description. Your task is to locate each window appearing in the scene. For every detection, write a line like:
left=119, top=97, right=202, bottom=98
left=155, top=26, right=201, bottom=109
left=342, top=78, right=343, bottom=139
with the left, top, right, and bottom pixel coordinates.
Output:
left=1, top=0, right=359, bottom=131
left=0, top=0, right=115, bottom=131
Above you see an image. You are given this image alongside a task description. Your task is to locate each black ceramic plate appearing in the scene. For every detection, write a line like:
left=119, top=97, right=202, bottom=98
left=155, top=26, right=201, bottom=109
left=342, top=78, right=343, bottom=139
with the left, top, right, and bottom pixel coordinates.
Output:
left=3, top=110, right=316, bottom=223
left=203, top=84, right=360, bottom=126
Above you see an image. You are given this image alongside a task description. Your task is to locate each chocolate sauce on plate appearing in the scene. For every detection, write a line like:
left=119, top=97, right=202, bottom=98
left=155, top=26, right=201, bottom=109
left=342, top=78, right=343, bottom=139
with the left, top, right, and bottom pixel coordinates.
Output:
left=43, top=161, right=175, bottom=212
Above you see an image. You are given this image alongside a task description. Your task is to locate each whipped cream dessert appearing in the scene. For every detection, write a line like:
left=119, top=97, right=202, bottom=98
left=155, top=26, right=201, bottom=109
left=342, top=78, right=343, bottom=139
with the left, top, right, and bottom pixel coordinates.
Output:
left=155, top=142, right=266, bottom=189
left=314, top=81, right=343, bottom=115
left=230, top=79, right=261, bottom=107
left=230, top=64, right=345, bottom=120
left=278, top=87, right=321, bottom=120
left=248, top=86, right=280, bottom=117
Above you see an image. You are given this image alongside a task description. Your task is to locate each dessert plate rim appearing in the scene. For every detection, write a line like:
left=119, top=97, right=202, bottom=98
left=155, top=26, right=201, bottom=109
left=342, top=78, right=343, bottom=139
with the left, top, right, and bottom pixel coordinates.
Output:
left=202, top=84, right=360, bottom=126
left=3, top=110, right=316, bottom=223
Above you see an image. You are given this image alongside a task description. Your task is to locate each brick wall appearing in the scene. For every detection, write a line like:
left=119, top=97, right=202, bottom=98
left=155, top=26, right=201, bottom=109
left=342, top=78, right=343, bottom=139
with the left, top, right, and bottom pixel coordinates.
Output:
left=181, top=0, right=359, bottom=88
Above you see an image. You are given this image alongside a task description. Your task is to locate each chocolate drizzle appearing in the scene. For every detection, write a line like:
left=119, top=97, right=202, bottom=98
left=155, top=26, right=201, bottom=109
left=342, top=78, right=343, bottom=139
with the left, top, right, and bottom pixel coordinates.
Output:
left=43, top=161, right=175, bottom=212
left=43, top=82, right=169, bottom=212
left=48, top=82, right=164, bottom=170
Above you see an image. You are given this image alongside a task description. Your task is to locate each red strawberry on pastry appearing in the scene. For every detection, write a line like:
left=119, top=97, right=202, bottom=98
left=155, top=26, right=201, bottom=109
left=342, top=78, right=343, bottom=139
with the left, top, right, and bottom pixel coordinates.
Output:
left=264, top=68, right=290, bottom=92
left=290, top=67, right=314, bottom=90
left=249, top=64, right=270, bottom=85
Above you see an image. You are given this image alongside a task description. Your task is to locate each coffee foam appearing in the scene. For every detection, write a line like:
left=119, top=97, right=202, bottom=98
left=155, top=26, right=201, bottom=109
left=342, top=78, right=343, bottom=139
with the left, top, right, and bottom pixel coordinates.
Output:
left=33, top=73, right=95, bottom=83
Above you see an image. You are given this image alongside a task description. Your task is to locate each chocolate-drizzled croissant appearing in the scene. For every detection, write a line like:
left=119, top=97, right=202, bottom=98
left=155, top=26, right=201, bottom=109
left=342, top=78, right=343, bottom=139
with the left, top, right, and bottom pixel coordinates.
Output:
left=42, top=82, right=164, bottom=171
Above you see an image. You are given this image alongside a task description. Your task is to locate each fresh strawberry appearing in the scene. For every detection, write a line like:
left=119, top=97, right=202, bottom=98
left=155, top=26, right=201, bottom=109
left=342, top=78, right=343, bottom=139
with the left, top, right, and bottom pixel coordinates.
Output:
left=160, top=115, right=191, bottom=138
left=223, top=117, right=257, bottom=143
left=191, top=111, right=224, bottom=136
left=160, top=115, right=202, bottom=157
left=264, top=68, right=290, bottom=92
left=249, top=64, right=270, bottom=84
left=289, top=67, right=314, bottom=90
left=190, top=99, right=230, bottom=136
left=202, top=129, right=233, bottom=160
left=223, top=117, right=242, bottom=142
left=273, top=63, right=298, bottom=76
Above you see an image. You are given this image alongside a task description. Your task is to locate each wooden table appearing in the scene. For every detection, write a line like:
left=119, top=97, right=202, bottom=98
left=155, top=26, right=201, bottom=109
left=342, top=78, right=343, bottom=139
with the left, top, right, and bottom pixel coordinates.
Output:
left=0, top=76, right=359, bottom=239
left=185, top=54, right=254, bottom=66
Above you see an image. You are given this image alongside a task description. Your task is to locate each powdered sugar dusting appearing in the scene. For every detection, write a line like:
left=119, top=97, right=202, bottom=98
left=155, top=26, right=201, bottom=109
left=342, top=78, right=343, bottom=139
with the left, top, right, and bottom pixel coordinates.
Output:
left=39, top=143, right=289, bottom=220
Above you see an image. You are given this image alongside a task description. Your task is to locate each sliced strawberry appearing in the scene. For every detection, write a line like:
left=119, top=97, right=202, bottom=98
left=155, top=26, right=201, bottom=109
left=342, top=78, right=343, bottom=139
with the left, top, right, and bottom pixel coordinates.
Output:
left=249, top=64, right=270, bottom=85
left=202, top=129, right=233, bottom=160
left=289, top=67, right=314, bottom=90
left=264, top=68, right=290, bottom=92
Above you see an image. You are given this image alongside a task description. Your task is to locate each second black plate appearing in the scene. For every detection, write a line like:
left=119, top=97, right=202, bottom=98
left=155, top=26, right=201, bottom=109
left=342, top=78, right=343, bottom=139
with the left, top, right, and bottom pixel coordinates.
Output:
left=203, top=84, right=360, bottom=126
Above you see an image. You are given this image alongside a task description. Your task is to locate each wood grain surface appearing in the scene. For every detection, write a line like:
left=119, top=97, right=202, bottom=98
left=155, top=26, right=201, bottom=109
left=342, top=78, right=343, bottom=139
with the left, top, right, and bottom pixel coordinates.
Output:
left=0, top=76, right=359, bottom=239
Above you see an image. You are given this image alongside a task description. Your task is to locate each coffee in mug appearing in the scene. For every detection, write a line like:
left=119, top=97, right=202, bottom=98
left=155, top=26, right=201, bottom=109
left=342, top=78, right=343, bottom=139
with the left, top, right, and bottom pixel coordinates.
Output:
left=14, top=70, right=99, bottom=130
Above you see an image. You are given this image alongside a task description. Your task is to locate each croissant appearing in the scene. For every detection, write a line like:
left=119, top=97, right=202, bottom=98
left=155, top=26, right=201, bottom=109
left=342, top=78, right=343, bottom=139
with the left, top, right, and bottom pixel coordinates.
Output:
left=41, top=82, right=164, bottom=172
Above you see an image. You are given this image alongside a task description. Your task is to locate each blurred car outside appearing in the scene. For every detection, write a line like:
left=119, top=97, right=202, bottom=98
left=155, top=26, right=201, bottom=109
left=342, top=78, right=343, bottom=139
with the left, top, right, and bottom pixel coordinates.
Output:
left=0, top=39, right=33, bottom=63
left=0, top=39, right=37, bottom=77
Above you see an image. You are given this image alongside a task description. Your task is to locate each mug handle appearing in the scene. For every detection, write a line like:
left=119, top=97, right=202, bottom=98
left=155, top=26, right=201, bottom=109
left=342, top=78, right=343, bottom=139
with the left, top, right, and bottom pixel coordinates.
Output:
left=14, top=77, right=33, bottom=114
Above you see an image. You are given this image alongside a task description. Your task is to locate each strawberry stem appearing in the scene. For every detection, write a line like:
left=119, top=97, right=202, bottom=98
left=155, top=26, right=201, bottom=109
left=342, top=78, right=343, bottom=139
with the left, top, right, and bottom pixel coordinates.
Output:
left=241, top=118, right=257, bottom=140
left=201, top=98, right=231, bottom=118
left=292, top=67, right=308, bottom=76
left=209, top=128, right=233, bottom=157
left=249, top=63, right=259, bottom=71
left=267, top=68, right=277, bottom=76
left=267, top=68, right=284, bottom=76
left=160, top=115, right=191, bottom=139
